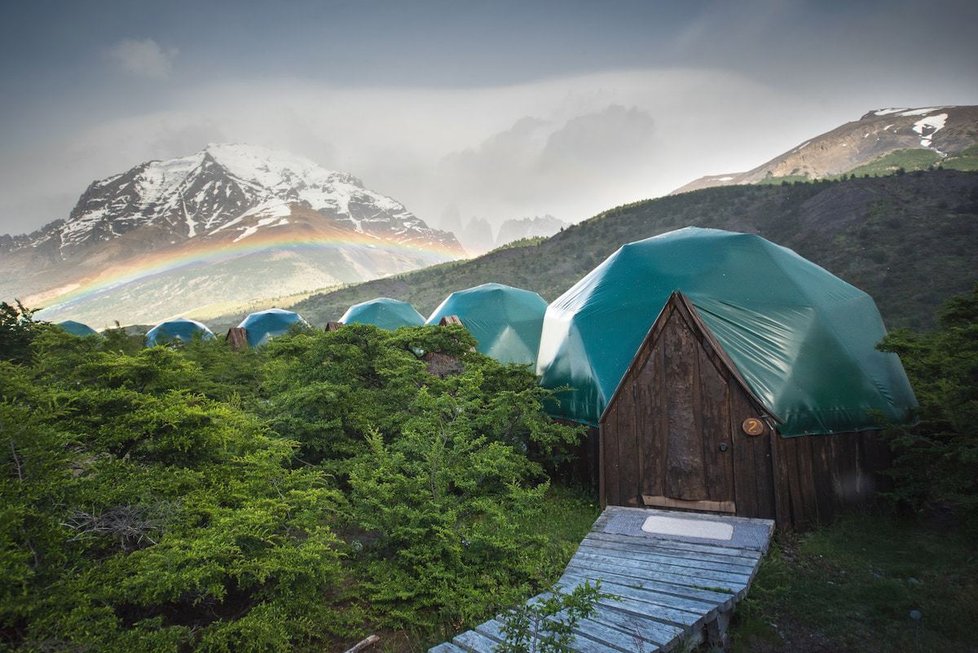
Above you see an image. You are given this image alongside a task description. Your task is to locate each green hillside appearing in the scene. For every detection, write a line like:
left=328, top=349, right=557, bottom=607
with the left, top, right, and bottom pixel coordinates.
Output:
left=294, top=170, right=978, bottom=331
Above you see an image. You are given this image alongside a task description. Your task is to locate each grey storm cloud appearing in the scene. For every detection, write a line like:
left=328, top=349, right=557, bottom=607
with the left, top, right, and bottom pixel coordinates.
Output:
left=539, top=106, right=657, bottom=175
left=106, top=38, right=179, bottom=79
left=1, top=0, right=977, bottom=236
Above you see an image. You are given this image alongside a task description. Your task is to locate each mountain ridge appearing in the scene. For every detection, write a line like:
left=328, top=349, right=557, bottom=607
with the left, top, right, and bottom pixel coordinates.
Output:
left=673, top=105, right=978, bottom=194
left=286, top=170, right=978, bottom=333
left=1, top=144, right=464, bottom=326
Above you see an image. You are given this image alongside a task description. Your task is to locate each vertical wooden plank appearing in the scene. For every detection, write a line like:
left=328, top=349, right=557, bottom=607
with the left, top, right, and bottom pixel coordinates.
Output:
left=634, top=351, right=658, bottom=503
left=837, top=433, right=869, bottom=506
left=752, top=425, right=776, bottom=521
left=664, top=317, right=709, bottom=500
left=798, top=435, right=820, bottom=527
left=809, top=435, right=835, bottom=524
left=618, top=378, right=641, bottom=507
left=648, top=341, right=667, bottom=499
left=769, top=432, right=793, bottom=528
left=784, top=435, right=808, bottom=528
left=600, top=410, right=618, bottom=506
left=598, top=422, right=607, bottom=508
left=859, top=430, right=892, bottom=495
left=697, top=343, right=734, bottom=503
left=730, top=389, right=759, bottom=518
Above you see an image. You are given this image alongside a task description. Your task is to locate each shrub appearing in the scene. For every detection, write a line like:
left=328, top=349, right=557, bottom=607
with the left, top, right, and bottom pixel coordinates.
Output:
left=0, top=339, right=344, bottom=652
left=878, top=283, right=978, bottom=535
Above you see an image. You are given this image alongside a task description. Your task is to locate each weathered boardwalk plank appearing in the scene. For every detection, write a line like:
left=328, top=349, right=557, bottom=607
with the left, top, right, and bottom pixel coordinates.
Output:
left=429, top=506, right=773, bottom=653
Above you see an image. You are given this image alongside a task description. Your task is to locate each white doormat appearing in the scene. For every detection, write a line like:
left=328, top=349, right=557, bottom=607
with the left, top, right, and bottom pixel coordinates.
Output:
left=641, top=515, right=734, bottom=540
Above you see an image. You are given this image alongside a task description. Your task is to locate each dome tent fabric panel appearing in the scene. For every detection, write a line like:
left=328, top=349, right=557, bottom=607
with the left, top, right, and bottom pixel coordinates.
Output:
left=56, top=320, right=99, bottom=337
left=426, top=283, right=548, bottom=365
left=340, top=297, right=425, bottom=330
left=536, top=227, right=917, bottom=434
left=238, top=308, right=309, bottom=347
left=146, top=318, right=215, bottom=346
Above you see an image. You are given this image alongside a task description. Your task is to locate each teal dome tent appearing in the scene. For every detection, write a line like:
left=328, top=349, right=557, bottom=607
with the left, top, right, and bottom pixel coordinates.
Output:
left=146, top=318, right=215, bottom=346
left=340, top=298, right=425, bottom=330
left=238, top=308, right=309, bottom=347
left=57, top=320, right=99, bottom=337
left=426, top=283, right=548, bottom=365
left=536, top=227, right=917, bottom=434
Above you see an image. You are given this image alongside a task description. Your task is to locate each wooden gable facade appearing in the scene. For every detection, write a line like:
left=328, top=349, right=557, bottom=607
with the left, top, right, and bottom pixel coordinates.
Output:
left=599, top=293, right=889, bottom=529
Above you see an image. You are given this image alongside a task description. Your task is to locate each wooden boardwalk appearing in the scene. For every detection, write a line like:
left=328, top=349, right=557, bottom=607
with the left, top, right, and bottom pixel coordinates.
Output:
left=430, top=506, right=773, bottom=652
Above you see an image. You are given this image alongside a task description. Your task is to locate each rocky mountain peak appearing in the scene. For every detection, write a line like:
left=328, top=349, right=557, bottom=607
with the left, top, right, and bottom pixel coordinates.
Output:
left=7, top=143, right=459, bottom=258
left=673, top=105, right=978, bottom=194
left=1, top=145, right=464, bottom=325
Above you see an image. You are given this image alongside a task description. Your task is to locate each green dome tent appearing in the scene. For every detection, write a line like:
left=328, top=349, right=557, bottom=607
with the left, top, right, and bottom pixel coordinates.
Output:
left=340, top=298, right=425, bottom=330
left=536, top=227, right=917, bottom=434
left=426, top=283, right=548, bottom=365
left=238, top=308, right=309, bottom=347
left=146, top=317, right=215, bottom=346
left=56, top=320, right=99, bottom=337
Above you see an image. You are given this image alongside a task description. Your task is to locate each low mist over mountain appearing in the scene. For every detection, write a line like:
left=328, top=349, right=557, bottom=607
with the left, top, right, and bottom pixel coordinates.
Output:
left=0, top=144, right=463, bottom=326
left=446, top=214, right=569, bottom=255
left=494, top=215, right=569, bottom=247
left=674, top=106, right=978, bottom=193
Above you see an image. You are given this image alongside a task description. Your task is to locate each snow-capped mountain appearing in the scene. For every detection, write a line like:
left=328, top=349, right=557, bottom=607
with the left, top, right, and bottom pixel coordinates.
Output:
left=673, top=105, right=978, bottom=193
left=1, top=144, right=464, bottom=326
left=15, top=143, right=457, bottom=254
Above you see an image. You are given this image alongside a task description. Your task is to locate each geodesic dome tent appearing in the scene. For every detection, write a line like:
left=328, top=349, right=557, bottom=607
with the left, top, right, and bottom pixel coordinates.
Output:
left=146, top=318, right=215, bottom=346
left=56, top=320, right=99, bottom=337
left=339, top=297, right=425, bottom=330
left=537, top=227, right=917, bottom=435
left=238, top=308, right=309, bottom=347
left=426, top=283, right=548, bottom=365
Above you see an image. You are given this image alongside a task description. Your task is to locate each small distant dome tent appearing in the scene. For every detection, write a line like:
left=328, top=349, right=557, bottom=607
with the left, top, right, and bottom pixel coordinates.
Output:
left=339, top=298, right=425, bottom=330
left=145, top=317, right=215, bottom=346
left=56, top=320, right=99, bottom=337
left=238, top=308, right=309, bottom=347
left=426, top=283, right=548, bottom=365
left=537, top=227, right=917, bottom=528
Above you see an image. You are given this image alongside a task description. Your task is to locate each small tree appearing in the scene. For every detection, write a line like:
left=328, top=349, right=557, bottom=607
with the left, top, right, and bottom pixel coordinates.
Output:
left=878, top=283, right=978, bottom=534
left=496, top=581, right=608, bottom=653
left=0, top=301, right=42, bottom=364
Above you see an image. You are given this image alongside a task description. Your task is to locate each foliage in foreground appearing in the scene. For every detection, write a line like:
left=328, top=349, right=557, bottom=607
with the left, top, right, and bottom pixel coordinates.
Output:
left=877, top=283, right=978, bottom=535
left=0, top=319, right=585, bottom=651
left=1, top=332, right=344, bottom=651
left=497, top=581, right=608, bottom=653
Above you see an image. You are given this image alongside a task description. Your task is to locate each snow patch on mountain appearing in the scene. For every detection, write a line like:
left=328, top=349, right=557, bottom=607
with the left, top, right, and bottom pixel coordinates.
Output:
left=873, top=108, right=908, bottom=116
left=9, top=143, right=458, bottom=259
left=913, top=113, right=948, bottom=148
left=899, top=107, right=946, bottom=117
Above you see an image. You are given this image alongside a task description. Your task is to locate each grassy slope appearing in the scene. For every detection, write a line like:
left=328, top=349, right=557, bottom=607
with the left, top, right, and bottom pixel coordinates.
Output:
left=847, top=149, right=943, bottom=177
left=295, top=170, right=978, bottom=331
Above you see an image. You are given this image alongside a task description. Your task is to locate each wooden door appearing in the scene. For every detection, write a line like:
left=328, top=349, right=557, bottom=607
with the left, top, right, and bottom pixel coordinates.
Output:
left=646, top=318, right=737, bottom=512
left=600, top=293, right=776, bottom=517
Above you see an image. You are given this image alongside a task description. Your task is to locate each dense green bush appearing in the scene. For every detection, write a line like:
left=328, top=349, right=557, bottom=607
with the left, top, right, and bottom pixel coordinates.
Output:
left=878, top=283, right=978, bottom=535
left=1, top=334, right=344, bottom=651
left=0, top=301, right=43, bottom=364
left=257, top=324, right=580, bottom=475
left=1, top=318, right=584, bottom=650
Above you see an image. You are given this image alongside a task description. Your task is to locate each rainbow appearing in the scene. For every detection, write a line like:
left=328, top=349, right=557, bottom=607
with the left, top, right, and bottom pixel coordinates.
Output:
left=31, top=227, right=465, bottom=317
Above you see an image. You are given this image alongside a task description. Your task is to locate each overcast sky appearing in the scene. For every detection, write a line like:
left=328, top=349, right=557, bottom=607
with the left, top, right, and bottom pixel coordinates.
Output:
left=2, top=0, right=977, bottom=236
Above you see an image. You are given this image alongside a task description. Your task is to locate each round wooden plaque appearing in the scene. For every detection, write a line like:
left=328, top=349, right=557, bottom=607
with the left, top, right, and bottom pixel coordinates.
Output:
left=742, top=417, right=765, bottom=436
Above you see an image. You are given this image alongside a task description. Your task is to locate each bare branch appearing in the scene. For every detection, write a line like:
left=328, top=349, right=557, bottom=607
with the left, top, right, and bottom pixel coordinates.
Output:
left=9, top=438, right=23, bottom=482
